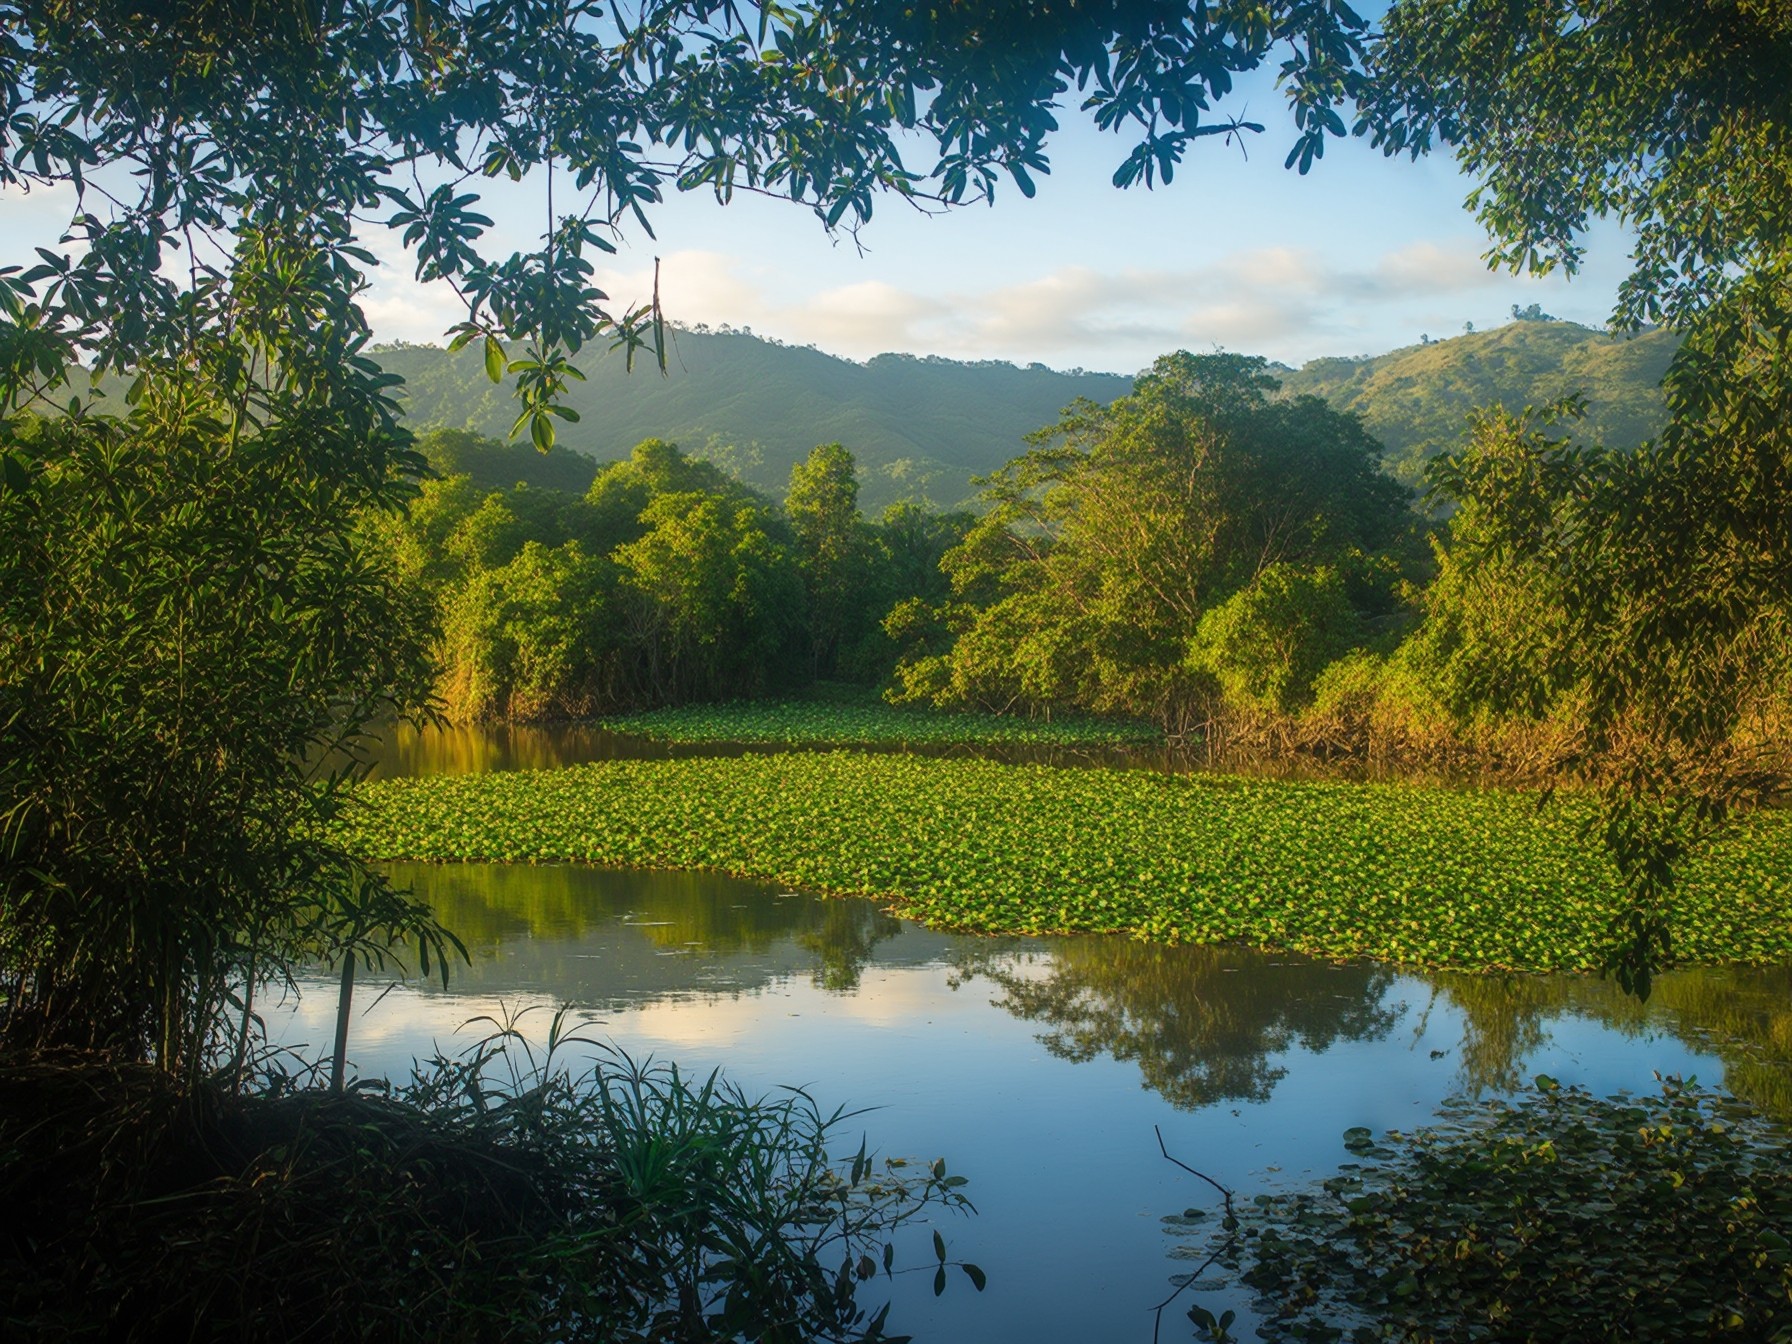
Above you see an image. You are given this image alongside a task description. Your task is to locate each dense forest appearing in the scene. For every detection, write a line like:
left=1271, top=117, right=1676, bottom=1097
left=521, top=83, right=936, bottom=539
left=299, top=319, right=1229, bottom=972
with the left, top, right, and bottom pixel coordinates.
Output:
left=387, top=337, right=1716, bottom=778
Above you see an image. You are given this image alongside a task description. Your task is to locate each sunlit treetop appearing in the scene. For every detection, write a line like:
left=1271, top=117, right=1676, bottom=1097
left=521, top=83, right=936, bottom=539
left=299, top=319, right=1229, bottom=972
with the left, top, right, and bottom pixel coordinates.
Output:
left=0, top=0, right=1371, bottom=441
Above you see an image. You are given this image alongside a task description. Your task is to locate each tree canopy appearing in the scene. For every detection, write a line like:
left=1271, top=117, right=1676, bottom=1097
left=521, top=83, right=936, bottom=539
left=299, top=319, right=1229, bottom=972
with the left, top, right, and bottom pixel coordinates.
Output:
left=892, top=352, right=1413, bottom=730
left=0, top=0, right=1375, bottom=443
left=1359, top=0, right=1792, bottom=327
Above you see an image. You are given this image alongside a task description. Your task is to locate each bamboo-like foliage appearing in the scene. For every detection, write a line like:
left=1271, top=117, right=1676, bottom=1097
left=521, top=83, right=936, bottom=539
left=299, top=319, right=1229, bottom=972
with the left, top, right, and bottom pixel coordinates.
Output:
left=0, top=374, right=461, bottom=1080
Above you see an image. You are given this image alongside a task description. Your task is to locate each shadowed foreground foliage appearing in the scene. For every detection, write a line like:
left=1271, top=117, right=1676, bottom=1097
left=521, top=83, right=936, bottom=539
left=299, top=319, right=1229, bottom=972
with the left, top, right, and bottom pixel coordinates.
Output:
left=0, top=1030, right=977, bottom=1344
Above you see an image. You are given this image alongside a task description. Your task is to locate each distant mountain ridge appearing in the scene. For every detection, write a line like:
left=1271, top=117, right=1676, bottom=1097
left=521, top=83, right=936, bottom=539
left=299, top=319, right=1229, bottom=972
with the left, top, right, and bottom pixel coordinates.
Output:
left=377, top=320, right=1679, bottom=511
left=376, top=330, right=1132, bottom=514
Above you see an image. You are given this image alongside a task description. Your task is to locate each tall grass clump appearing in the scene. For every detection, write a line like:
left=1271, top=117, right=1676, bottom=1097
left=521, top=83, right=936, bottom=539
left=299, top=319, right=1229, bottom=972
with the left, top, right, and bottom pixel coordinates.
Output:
left=0, top=1010, right=979, bottom=1343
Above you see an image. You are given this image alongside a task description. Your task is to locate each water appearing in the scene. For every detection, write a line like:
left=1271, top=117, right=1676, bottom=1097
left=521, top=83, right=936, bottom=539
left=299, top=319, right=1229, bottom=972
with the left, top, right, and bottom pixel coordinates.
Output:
left=268, top=861, right=1792, bottom=1344
left=358, top=719, right=1487, bottom=783
left=356, top=718, right=1163, bottom=776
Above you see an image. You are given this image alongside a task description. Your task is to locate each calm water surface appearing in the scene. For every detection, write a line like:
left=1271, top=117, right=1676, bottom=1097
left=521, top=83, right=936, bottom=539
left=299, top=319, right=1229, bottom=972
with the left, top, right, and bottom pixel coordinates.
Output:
left=270, top=862, right=1792, bottom=1344
left=361, top=719, right=1476, bottom=782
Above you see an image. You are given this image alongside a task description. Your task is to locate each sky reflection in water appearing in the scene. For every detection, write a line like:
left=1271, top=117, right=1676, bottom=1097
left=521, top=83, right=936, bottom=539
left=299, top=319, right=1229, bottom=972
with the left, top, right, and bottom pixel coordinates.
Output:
left=267, top=862, right=1792, bottom=1344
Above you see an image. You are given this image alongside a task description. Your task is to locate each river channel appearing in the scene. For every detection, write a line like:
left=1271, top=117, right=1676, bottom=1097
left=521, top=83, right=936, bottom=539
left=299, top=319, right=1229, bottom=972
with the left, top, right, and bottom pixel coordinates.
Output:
left=277, top=725, right=1792, bottom=1342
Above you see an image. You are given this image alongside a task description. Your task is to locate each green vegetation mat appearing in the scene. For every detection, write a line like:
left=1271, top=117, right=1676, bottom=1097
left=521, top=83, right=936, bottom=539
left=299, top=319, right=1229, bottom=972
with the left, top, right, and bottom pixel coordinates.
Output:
left=591, top=700, right=1160, bottom=748
left=338, top=755, right=1792, bottom=973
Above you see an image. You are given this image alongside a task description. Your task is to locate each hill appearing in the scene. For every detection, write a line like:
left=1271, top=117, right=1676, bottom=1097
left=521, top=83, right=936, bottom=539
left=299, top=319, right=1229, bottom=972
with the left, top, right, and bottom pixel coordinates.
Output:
left=376, top=320, right=1679, bottom=513
left=1279, top=319, right=1680, bottom=489
left=375, top=331, right=1132, bottom=514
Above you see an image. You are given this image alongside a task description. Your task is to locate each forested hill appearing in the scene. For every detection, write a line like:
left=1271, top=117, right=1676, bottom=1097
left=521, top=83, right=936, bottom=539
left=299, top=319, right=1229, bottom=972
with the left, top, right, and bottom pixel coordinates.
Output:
left=375, top=331, right=1132, bottom=514
left=377, top=319, right=1679, bottom=510
left=1278, top=319, right=1680, bottom=488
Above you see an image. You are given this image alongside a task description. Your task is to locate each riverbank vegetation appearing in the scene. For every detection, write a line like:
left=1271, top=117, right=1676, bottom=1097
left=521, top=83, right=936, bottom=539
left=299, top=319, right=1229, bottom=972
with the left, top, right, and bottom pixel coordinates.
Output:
left=593, top=695, right=1157, bottom=749
left=339, top=754, right=1792, bottom=973
left=2, top=1028, right=975, bottom=1342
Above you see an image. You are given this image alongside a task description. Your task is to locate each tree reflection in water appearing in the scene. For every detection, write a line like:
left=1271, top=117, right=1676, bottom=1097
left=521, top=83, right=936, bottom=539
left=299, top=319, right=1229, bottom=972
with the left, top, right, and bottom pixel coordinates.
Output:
left=951, top=935, right=1792, bottom=1121
left=798, top=900, right=906, bottom=991
left=386, top=862, right=913, bottom=1005
left=953, top=939, right=1402, bottom=1109
left=388, top=862, right=1792, bottom=1120
left=1430, top=964, right=1792, bottom=1121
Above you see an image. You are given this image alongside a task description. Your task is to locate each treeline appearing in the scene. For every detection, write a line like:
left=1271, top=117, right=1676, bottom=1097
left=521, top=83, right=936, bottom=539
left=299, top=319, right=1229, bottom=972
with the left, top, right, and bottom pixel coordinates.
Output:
left=389, top=349, right=1791, bottom=772
left=371, top=431, right=967, bottom=720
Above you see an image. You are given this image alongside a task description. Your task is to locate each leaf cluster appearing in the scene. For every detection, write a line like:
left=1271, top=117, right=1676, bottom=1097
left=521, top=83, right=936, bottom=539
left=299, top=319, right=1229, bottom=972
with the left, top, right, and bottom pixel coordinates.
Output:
left=1358, top=0, right=1792, bottom=328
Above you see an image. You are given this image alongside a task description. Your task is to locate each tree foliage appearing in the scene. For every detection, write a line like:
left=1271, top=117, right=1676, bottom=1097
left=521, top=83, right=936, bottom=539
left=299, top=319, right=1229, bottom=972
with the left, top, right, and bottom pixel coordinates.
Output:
left=1356, top=0, right=1792, bottom=993
left=892, top=353, right=1412, bottom=731
left=1360, top=0, right=1792, bottom=328
left=387, top=431, right=970, bottom=719
left=0, top=394, right=456, bottom=1076
left=0, top=0, right=1375, bottom=443
left=1426, top=279, right=1792, bottom=994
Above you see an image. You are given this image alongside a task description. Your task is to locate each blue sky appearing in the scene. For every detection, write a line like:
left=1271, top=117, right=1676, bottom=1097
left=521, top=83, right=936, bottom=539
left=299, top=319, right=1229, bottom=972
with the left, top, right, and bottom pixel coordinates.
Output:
left=3, top=59, right=1633, bottom=378
left=353, top=60, right=1632, bottom=375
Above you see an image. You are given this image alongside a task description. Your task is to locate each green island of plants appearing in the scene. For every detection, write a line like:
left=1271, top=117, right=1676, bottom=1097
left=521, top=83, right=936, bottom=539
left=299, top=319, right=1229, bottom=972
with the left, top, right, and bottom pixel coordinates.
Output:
left=1185, top=1076, right=1792, bottom=1342
left=338, top=754, right=1792, bottom=974
left=591, top=699, right=1160, bottom=749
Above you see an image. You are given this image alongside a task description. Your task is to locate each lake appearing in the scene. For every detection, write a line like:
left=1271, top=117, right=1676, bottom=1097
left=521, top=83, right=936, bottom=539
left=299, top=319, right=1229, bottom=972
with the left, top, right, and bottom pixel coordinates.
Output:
left=270, top=842, right=1792, bottom=1342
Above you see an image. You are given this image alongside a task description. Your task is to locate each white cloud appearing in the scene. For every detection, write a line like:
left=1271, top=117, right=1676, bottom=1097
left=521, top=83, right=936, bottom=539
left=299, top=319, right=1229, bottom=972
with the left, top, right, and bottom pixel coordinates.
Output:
left=333, top=235, right=1598, bottom=370
left=1370, top=240, right=1503, bottom=295
left=802, top=280, right=947, bottom=350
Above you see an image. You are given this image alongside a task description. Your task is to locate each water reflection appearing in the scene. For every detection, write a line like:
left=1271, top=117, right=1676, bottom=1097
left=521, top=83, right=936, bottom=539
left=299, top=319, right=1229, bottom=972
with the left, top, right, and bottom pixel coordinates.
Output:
left=361, top=718, right=1499, bottom=783
left=363, top=719, right=1164, bottom=777
left=1425, top=965, right=1792, bottom=1120
left=366, top=721, right=685, bottom=777
left=271, top=863, right=1792, bottom=1344
left=369, top=863, right=1792, bottom=1121
left=389, top=861, right=920, bottom=1006
left=953, top=940, right=1401, bottom=1108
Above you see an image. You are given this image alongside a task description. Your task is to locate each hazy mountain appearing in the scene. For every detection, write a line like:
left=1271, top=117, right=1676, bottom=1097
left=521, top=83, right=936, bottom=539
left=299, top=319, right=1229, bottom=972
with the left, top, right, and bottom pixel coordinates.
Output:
left=374, top=319, right=1678, bottom=512
left=375, top=329, right=1132, bottom=514
left=1279, top=319, right=1680, bottom=489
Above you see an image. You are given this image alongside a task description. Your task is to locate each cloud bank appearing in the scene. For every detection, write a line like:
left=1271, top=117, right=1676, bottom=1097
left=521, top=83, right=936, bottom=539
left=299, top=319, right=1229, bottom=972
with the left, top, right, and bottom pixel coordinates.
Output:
left=355, top=237, right=1589, bottom=373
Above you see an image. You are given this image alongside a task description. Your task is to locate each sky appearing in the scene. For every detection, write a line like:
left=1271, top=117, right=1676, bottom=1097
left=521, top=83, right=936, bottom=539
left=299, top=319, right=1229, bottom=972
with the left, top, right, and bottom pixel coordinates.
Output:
left=352, top=60, right=1633, bottom=376
left=2, top=59, right=1635, bottom=380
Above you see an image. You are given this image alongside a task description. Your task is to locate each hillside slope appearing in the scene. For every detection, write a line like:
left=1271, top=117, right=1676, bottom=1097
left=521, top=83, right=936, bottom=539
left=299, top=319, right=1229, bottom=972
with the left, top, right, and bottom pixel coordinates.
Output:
left=1280, top=320, right=1680, bottom=488
left=376, top=331, right=1132, bottom=513
left=376, top=320, right=1678, bottom=511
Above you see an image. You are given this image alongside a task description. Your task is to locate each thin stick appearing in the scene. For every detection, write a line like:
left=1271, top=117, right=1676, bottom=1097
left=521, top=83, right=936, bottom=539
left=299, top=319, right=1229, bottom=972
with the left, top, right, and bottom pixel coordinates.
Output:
left=1155, top=1124, right=1234, bottom=1212
left=330, top=954, right=356, bottom=1094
